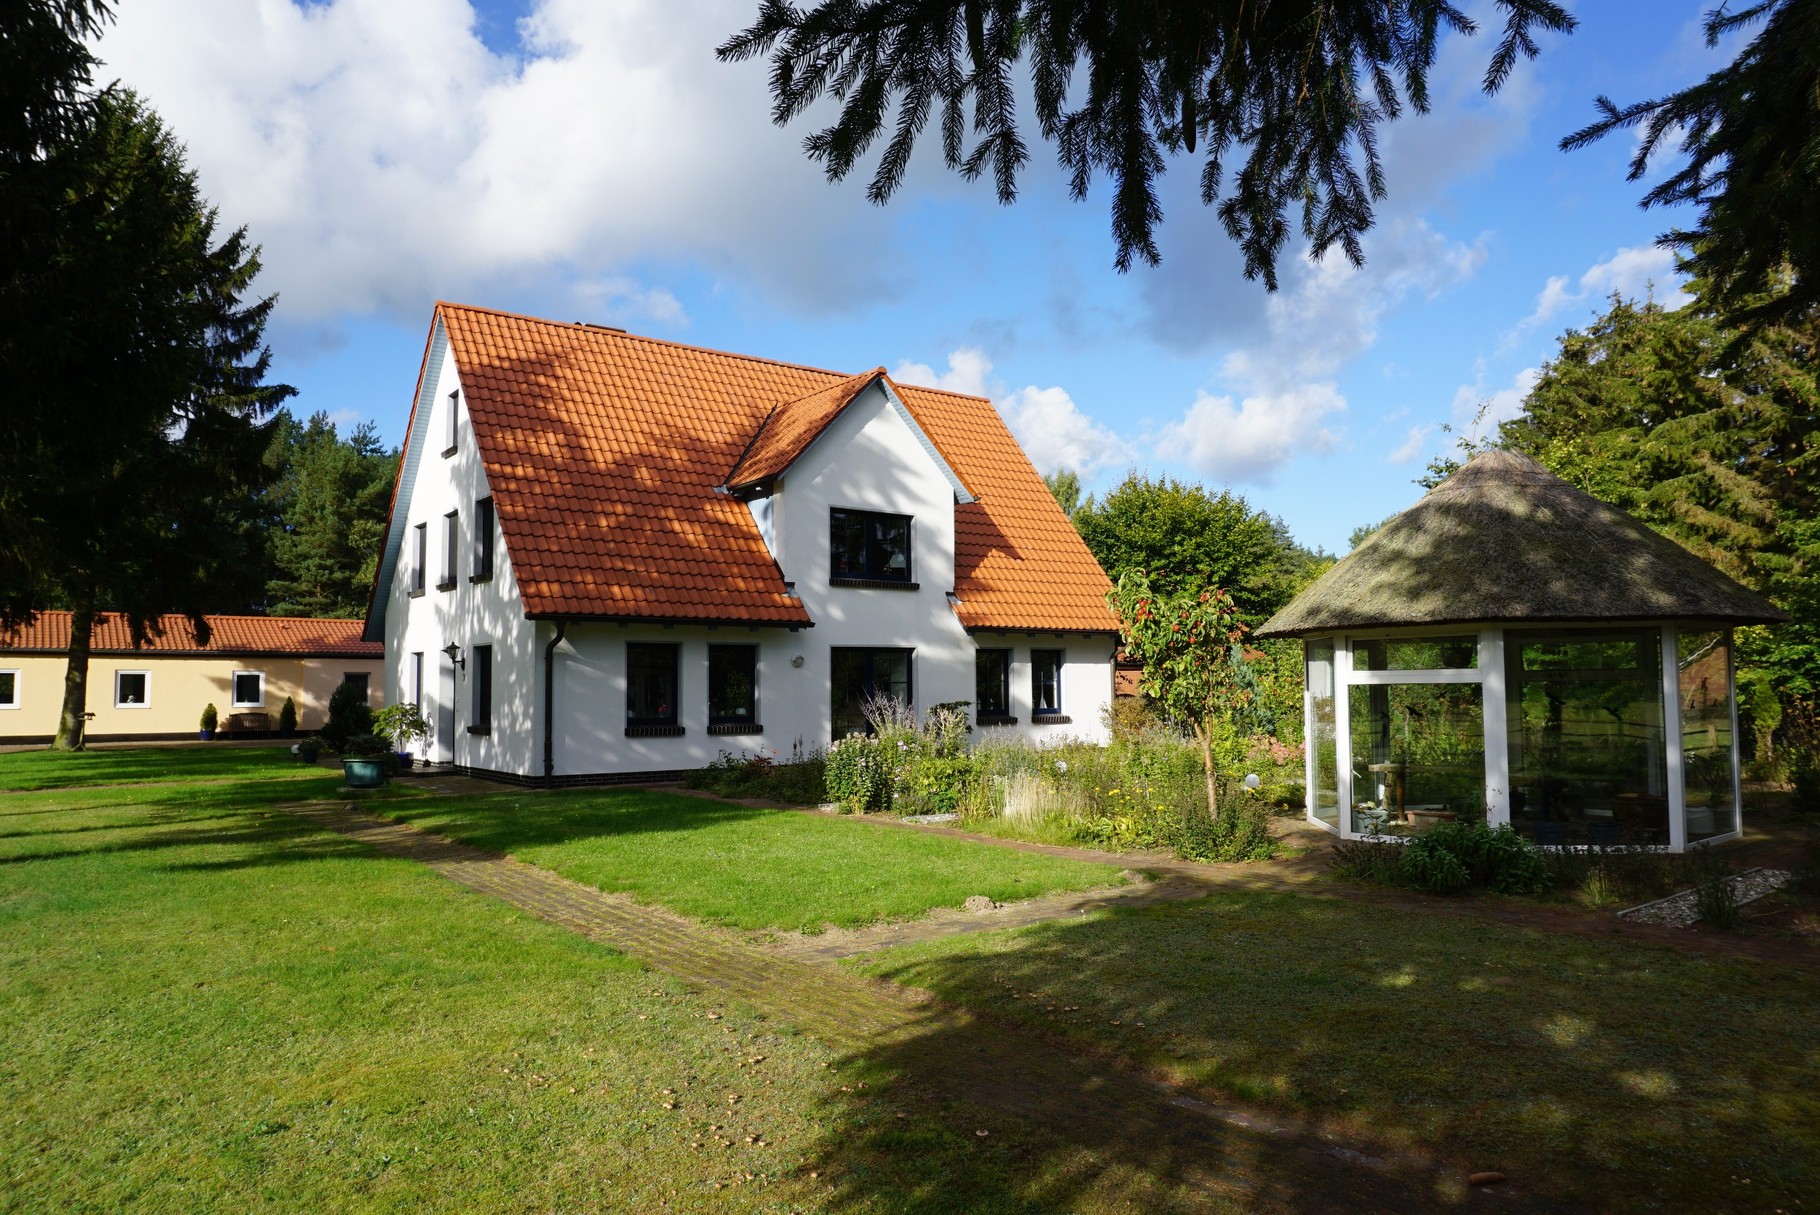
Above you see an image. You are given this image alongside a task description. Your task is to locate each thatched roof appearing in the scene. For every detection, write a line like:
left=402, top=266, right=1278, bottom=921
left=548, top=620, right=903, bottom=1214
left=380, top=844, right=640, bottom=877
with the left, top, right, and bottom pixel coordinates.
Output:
left=1257, top=450, right=1787, bottom=638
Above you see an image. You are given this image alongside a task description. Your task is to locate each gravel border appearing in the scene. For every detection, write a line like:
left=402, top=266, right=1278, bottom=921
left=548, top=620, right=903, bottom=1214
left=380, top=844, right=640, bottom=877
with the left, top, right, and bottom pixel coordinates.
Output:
left=1617, top=868, right=1792, bottom=927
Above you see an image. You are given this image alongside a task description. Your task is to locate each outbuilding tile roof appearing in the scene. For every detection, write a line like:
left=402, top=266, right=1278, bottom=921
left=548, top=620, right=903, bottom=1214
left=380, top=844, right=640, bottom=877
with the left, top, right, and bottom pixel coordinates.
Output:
left=0, top=612, right=382, bottom=656
left=431, top=304, right=1116, bottom=633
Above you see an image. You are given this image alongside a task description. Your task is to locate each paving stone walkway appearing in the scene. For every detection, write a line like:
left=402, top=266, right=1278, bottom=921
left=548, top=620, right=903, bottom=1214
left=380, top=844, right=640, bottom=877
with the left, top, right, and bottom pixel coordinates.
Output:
left=278, top=799, right=1550, bottom=1213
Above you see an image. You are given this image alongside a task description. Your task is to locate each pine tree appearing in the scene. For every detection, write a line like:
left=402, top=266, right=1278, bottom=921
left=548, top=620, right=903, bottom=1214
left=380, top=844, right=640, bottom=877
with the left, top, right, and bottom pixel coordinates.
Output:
left=264, top=411, right=398, bottom=618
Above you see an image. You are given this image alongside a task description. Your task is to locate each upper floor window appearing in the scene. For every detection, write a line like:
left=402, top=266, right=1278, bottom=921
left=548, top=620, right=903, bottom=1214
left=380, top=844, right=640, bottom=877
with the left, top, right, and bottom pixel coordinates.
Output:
left=440, top=511, right=458, bottom=590
left=830, top=508, right=912, bottom=584
left=443, top=388, right=459, bottom=456
left=1031, top=649, right=1064, bottom=718
left=410, top=523, right=427, bottom=594
left=473, top=496, right=495, bottom=581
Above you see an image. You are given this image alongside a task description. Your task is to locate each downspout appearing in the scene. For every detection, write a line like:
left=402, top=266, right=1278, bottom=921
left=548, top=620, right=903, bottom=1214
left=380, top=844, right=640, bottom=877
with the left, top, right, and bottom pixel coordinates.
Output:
left=543, top=619, right=569, bottom=781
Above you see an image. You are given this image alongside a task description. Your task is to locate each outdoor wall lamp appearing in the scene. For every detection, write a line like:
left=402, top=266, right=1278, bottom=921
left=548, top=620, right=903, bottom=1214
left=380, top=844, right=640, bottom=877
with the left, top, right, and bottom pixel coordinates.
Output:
left=442, top=642, right=466, bottom=672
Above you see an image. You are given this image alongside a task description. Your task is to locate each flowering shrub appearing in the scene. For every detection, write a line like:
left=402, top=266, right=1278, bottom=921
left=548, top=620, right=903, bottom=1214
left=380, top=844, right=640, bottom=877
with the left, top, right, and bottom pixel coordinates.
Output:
left=824, top=734, right=895, bottom=813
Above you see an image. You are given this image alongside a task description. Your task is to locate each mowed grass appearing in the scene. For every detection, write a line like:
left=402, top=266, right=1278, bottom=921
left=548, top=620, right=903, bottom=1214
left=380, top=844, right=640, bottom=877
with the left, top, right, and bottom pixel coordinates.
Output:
left=0, top=742, right=307, bottom=791
left=854, top=891, right=1820, bottom=1214
left=385, top=789, right=1127, bottom=933
left=0, top=749, right=1244, bottom=1214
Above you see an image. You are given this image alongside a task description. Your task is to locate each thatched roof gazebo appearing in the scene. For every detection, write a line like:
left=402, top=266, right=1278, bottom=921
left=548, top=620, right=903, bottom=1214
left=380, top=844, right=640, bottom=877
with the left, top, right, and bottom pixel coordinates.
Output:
left=1259, top=450, right=1786, bottom=850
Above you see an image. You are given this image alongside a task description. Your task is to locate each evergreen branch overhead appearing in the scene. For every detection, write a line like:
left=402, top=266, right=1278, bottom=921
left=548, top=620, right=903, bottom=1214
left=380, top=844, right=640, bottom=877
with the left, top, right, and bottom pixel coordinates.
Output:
left=720, top=0, right=1575, bottom=284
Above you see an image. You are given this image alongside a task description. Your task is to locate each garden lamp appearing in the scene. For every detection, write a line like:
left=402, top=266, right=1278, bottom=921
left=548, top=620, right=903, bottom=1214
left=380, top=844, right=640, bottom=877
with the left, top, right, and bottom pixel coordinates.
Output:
left=442, top=642, right=465, bottom=672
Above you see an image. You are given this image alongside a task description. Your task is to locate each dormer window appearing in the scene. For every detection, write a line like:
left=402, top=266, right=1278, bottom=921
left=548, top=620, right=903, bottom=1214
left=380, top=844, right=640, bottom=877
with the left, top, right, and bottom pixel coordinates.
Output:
left=830, top=508, right=912, bottom=586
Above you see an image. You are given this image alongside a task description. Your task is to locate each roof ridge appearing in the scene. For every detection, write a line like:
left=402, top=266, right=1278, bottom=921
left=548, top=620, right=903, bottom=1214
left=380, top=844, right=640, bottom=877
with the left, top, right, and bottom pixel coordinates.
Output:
left=890, top=379, right=993, bottom=405
left=434, top=300, right=862, bottom=383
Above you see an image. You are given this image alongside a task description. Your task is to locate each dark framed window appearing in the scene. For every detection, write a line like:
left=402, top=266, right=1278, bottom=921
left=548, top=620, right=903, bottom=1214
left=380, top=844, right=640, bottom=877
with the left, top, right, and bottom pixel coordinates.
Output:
left=1032, top=650, right=1064, bottom=717
left=411, top=523, right=427, bottom=594
left=831, top=648, right=912, bottom=737
left=469, top=645, right=492, bottom=734
left=410, top=652, right=424, bottom=709
left=830, top=508, right=912, bottom=583
left=473, top=496, right=495, bottom=580
left=708, top=645, right=758, bottom=730
left=440, top=511, right=458, bottom=589
left=627, top=643, right=680, bottom=731
left=975, top=650, right=1012, bottom=720
left=342, top=671, right=371, bottom=702
left=443, top=388, right=459, bottom=456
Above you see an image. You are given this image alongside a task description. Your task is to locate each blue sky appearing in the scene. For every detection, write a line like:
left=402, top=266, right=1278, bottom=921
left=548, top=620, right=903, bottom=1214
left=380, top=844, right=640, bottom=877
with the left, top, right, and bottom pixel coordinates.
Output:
left=94, top=0, right=1729, bottom=554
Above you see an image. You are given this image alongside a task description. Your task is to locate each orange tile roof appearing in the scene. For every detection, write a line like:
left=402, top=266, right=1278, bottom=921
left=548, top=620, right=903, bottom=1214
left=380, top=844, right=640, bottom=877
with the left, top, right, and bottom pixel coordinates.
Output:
left=429, top=303, right=1116, bottom=633
left=725, top=368, right=883, bottom=490
left=0, top=612, right=382, bottom=656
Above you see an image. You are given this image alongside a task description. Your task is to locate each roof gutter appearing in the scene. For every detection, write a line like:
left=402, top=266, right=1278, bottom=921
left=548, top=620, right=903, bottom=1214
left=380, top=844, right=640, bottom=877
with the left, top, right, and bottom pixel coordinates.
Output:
left=543, top=618, right=569, bottom=781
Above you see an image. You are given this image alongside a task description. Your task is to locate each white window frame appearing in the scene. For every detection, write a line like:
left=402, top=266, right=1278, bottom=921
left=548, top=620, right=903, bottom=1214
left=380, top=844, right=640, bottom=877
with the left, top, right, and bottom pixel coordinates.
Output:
left=0, top=668, right=19, bottom=710
left=231, top=669, right=266, bottom=709
left=114, top=670, right=152, bottom=709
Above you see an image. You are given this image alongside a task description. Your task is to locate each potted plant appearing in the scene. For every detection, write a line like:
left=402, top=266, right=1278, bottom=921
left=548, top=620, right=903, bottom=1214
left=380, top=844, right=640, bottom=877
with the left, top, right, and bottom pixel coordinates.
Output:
left=340, top=733, right=393, bottom=789
left=372, top=703, right=430, bottom=771
left=199, top=703, right=218, bottom=741
left=277, top=696, right=297, bottom=737
left=294, top=738, right=321, bottom=764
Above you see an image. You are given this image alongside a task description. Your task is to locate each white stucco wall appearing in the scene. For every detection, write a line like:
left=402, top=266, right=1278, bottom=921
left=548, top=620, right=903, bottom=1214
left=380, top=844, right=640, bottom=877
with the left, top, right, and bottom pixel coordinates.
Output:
left=383, top=330, right=538, bottom=774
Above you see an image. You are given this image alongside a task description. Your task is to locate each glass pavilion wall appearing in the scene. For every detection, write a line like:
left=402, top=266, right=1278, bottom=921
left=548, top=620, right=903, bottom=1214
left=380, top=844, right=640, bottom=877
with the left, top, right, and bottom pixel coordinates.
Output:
left=1301, top=624, right=1742, bottom=851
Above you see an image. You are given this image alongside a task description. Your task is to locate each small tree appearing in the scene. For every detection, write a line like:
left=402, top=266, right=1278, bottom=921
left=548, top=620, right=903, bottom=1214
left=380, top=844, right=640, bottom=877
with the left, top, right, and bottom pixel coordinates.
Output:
left=1108, top=569, right=1252, bottom=818
left=371, top=703, right=430, bottom=755
left=276, top=696, right=297, bottom=735
left=318, top=680, right=373, bottom=754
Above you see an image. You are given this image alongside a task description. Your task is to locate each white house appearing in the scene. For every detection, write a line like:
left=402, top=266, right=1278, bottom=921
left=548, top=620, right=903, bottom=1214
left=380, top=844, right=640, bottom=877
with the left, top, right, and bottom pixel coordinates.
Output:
left=365, top=303, right=1119, bottom=784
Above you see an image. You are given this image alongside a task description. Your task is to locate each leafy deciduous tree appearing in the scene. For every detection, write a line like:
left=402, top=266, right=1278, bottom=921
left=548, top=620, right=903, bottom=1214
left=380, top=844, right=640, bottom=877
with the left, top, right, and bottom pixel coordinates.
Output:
left=719, top=0, right=1574, bottom=282
left=1042, top=467, right=1081, bottom=515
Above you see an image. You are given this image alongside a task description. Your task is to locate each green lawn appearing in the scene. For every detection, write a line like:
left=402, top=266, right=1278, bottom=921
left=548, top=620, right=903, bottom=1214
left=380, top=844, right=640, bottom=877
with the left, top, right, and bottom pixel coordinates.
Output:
left=384, top=789, right=1127, bottom=933
left=853, top=891, right=1820, bottom=1214
left=0, top=742, right=307, bottom=791
left=0, top=749, right=1241, bottom=1214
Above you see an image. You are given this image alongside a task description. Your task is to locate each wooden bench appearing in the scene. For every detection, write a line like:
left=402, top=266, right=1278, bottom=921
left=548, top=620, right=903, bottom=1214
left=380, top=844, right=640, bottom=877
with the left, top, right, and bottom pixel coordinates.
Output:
left=224, top=711, right=272, bottom=736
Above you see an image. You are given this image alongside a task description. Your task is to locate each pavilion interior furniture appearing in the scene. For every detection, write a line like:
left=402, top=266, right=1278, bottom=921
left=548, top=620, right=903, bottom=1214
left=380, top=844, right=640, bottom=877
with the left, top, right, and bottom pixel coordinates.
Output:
left=1259, top=451, right=1788, bottom=851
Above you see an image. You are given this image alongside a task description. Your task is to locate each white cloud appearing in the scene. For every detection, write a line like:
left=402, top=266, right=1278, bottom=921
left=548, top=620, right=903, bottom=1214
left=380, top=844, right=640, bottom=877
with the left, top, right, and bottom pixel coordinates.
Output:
left=575, top=275, right=688, bottom=326
left=1387, top=425, right=1430, bottom=465
left=94, top=0, right=893, bottom=323
left=1509, top=244, right=1692, bottom=343
left=1151, top=218, right=1483, bottom=484
left=891, top=349, right=1130, bottom=477
left=1451, top=366, right=1541, bottom=440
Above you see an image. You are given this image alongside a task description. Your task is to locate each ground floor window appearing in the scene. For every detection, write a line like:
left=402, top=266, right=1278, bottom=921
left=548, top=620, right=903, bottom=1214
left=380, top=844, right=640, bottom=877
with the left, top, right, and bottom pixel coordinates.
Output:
left=1680, top=629, right=1737, bottom=841
left=1031, top=649, right=1064, bottom=717
left=115, top=671, right=149, bottom=707
left=0, top=670, right=17, bottom=709
left=410, top=652, right=424, bottom=709
left=342, top=671, right=371, bottom=703
left=975, top=649, right=1010, bottom=718
left=1305, top=640, right=1338, bottom=827
left=628, top=643, right=679, bottom=727
left=831, top=647, right=912, bottom=737
left=231, top=670, right=265, bottom=708
left=469, top=645, right=492, bottom=734
left=708, top=645, right=757, bottom=726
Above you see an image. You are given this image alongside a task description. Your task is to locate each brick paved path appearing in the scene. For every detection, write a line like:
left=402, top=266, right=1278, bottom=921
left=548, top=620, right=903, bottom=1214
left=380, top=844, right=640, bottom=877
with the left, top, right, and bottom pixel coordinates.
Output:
left=280, top=800, right=1552, bottom=1213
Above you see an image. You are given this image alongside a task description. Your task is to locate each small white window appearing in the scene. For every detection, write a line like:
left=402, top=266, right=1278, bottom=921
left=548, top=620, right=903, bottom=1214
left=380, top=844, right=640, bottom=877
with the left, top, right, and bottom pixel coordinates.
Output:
left=444, top=388, right=459, bottom=455
left=0, top=669, right=18, bottom=709
left=115, top=671, right=150, bottom=708
left=231, top=670, right=265, bottom=708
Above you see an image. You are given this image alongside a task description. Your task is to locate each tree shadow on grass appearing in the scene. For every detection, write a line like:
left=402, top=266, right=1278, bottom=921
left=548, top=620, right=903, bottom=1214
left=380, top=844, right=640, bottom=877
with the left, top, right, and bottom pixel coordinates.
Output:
left=838, top=894, right=1820, bottom=1213
left=794, top=998, right=1532, bottom=1215
left=387, top=790, right=781, bottom=855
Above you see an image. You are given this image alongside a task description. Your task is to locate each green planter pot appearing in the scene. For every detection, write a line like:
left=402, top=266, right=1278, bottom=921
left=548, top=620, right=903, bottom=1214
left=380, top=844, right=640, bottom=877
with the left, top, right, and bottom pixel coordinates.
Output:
left=342, top=758, right=389, bottom=788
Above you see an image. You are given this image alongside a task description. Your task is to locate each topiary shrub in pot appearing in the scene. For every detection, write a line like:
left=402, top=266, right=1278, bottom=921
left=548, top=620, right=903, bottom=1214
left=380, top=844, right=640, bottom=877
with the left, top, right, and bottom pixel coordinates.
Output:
left=199, top=703, right=218, bottom=741
left=319, top=680, right=374, bottom=755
